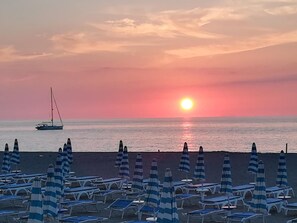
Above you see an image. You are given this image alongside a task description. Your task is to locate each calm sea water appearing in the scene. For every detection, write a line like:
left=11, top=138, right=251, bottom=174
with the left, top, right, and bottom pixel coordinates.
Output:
left=0, top=117, right=296, bottom=153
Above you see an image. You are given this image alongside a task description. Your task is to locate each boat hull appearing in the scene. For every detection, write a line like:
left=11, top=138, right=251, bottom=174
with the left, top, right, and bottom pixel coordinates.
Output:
left=36, top=125, right=63, bottom=130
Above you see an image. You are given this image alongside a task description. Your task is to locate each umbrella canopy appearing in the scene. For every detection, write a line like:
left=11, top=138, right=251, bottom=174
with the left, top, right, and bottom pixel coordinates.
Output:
left=276, top=150, right=288, bottom=187
left=119, top=146, right=130, bottom=180
left=248, top=142, right=258, bottom=174
left=62, top=143, right=70, bottom=177
left=54, top=154, right=64, bottom=201
left=115, top=140, right=124, bottom=167
left=250, top=160, right=267, bottom=214
left=44, top=164, right=58, bottom=218
left=220, top=154, right=232, bottom=195
left=2, top=143, right=10, bottom=174
left=67, top=138, right=73, bottom=165
left=11, top=139, right=20, bottom=167
left=145, top=158, right=160, bottom=208
left=132, top=153, right=144, bottom=191
left=193, top=146, right=205, bottom=181
left=178, top=142, right=190, bottom=173
left=28, top=177, right=43, bottom=223
left=157, top=168, right=179, bottom=223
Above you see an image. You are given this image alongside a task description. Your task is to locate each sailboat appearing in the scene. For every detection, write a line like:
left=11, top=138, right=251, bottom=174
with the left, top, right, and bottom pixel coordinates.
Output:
left=36, top=87, right=64, bottom=130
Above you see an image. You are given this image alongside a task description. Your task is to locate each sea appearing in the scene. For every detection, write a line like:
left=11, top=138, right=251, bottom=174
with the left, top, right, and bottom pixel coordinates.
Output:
left=0, top=117, right=296, bottom=153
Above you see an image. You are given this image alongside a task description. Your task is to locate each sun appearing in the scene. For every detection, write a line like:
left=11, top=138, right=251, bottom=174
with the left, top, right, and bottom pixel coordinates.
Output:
left=180, top=98, right=193, bottom=110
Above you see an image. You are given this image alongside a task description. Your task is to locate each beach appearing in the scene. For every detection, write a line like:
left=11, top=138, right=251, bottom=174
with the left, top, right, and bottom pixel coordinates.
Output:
left=3, top=151, right=297, bottom=222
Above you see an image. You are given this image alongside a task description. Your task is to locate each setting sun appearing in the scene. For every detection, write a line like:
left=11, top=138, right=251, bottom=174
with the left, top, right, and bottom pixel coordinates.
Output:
left=181, top=98, right=193, bottom=110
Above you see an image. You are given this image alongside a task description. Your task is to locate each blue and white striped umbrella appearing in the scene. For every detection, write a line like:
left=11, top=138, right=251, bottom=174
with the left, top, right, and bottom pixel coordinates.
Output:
left=178, top=142, right=190, bottom=174
left=132, top=153, right=144, bottom=191
left=276, top=150, right=288, bottom=187
left=193, top=146, right=205, bottom=181
left=119, top=146, right=130, bottom=180
left=62, top=143, right=70, bottom=177
left=44, top=164, right=58, bottom=218
left=220, top=154, right=232, bottom=195
left=250, top=160, right=267, bottom=214
left=248, top=142, right=258, bottom=174
left=115, top=140, right=124, bottom=167
left=28, top=177, right=43, bottom=223
left=157, top=168, right=179, bottom=223
left=54, top=154, right=64, bottom=201
left=58, top=147, right=63, bottom=157
left=146, top=159, right=160, bottom=209
left=11, top=139, right=20, bottom=168
left=67, top=138, right=73, bottom=165
left=2, top=143, right=10, bottom=174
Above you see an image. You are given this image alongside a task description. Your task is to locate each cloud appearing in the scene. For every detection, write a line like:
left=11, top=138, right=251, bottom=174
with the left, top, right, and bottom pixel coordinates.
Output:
left=264, top=5, right=297, bottom=15
left=166, top=30, right=297, bottom=58
left=0, top=46, right=50, bottom=63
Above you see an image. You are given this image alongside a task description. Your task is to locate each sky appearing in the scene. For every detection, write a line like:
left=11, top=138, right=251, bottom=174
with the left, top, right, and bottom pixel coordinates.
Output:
left=0, top=0, right=297, bottom=120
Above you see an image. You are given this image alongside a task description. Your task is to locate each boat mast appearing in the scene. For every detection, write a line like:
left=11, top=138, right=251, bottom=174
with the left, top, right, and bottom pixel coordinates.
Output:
left=50, top=87, right=54, bottom=126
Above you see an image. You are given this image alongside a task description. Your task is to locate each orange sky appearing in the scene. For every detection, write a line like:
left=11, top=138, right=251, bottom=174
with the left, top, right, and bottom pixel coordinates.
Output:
left=0, top=1, right=297, bottom=120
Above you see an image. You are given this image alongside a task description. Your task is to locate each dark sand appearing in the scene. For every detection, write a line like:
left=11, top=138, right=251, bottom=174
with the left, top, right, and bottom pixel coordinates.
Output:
left=3, top=152, right=297, bottom=222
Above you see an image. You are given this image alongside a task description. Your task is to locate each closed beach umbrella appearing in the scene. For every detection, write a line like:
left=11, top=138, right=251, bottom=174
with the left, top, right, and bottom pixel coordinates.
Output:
left=44, top=164, right=58, bottom=218
left=11, top=139, right=20, bottom=170
left=62, top=143, right=69, bottom=177
left=146, top=159, right=160, bottom=209
left=28, top=177, right=43, bottom=223
left=119, top=146, right=130, bottom=180
left=2, top=143, right=10, bottom=174
left=115, top=140, right=124, bottom=167
left=193, top=146, right=205, bottom=181
left=250, top=160, right=267, bottom=214
left=132, top=153, right=144, bottom=191
left=157, top=168, right=179, bottom=223
left=276, top=150, right=288, bottom=187
left=55, top=154, right=64, bottom=201
left=220, top=154, right=232, bottom=195
left=248, top=142, right=258, bottom=174
left=67, top=138, right=73, bottom=165
left=178, top=142, right=190, bottom=174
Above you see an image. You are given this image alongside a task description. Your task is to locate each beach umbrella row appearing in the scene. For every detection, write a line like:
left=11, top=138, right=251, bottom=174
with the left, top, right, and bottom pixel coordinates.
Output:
left=276, top=150, right=288, bottom=187
left=2, top=143, right=10, bottom=174
left=178, top=142, right=190, bottom=174
left=115, top=140, right=124, bottom=167
left=11, top=139, right=20, bottom=167
left=193, top=146, right=205, bottom=181
left=146, top=159, right=160, bottom=209
left=248, top=142, right=258, bottom=175
left=119, top=146, right=130, bottom=180
left=220, top=154, right=232, bottom=195
left=43, top=164, right=58, bottom=218
left=28, top=177, right=44, bottom=223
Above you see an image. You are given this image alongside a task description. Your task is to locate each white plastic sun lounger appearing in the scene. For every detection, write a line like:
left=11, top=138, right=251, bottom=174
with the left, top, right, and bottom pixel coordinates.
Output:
left=92, top=177, right=124, bottom=190
left=176, top=193, right=200, bottom=209
left=184, top=183, right=221, bottom=194
left=282, top=202, right=297, bottom=215
left=0, top=183, right=31, bottom=196
left=245, top=197, right=285, bottom=213
left=232, top=184, right=254, bottom=198
left=200, top=195, right=243, bottom=209
left=184, top=208, right=224, bottom=223
left=0, top=195, right=24, bottom=207
left=67, top=176, right=102, bottom=187
left=60, top=215, right=108, bottom=222
left=266, top=186, right=294, bottom=197
left=13, top=173, right=46, bottom=183
left=226, top=212, right=265, bottom=223
left=64, top=186, right=99, bottom=200
left=107, top=198, right=137, bottom=219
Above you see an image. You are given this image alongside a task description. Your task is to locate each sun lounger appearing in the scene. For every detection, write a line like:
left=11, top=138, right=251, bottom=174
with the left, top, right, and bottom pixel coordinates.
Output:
left=0, top=210, right=27, bottom=222
left=64, top=186, right=99, bottom=200
left=13, top=173, right=46, bottom=183
left=184, top=208, right=224, bottom=223
left=245, top=197, right=284, bottom=213
left=184, top=183, right=221, bottom=194
left=61, top=199, right=103, bottom=215
left=226, top=212, right=264, bottom=223
left=287, top=218, right=297, bottom=223
left=0, top=195, right=24, bottom=207
left=93, top=177, right=124, bottom=190
left=67, top=176, right=102, bottom=187
left=93, top=188, right=124, bottom=203
left=107, top=198, right=137, bottom=219
left=137, top=205, right=159, bottom=221
left=0, top=183, right=31, bottom=196
left=232, top=184, right=254, bottom=198
left=200, top=195, right=243, bottom=209
left=282, top=202, right=297, bottom=215
left=176, top=193, right=200, bottom=208
left=266, top=186, right=294, bottom=197
left=60, top=215, right=108, bottom=222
